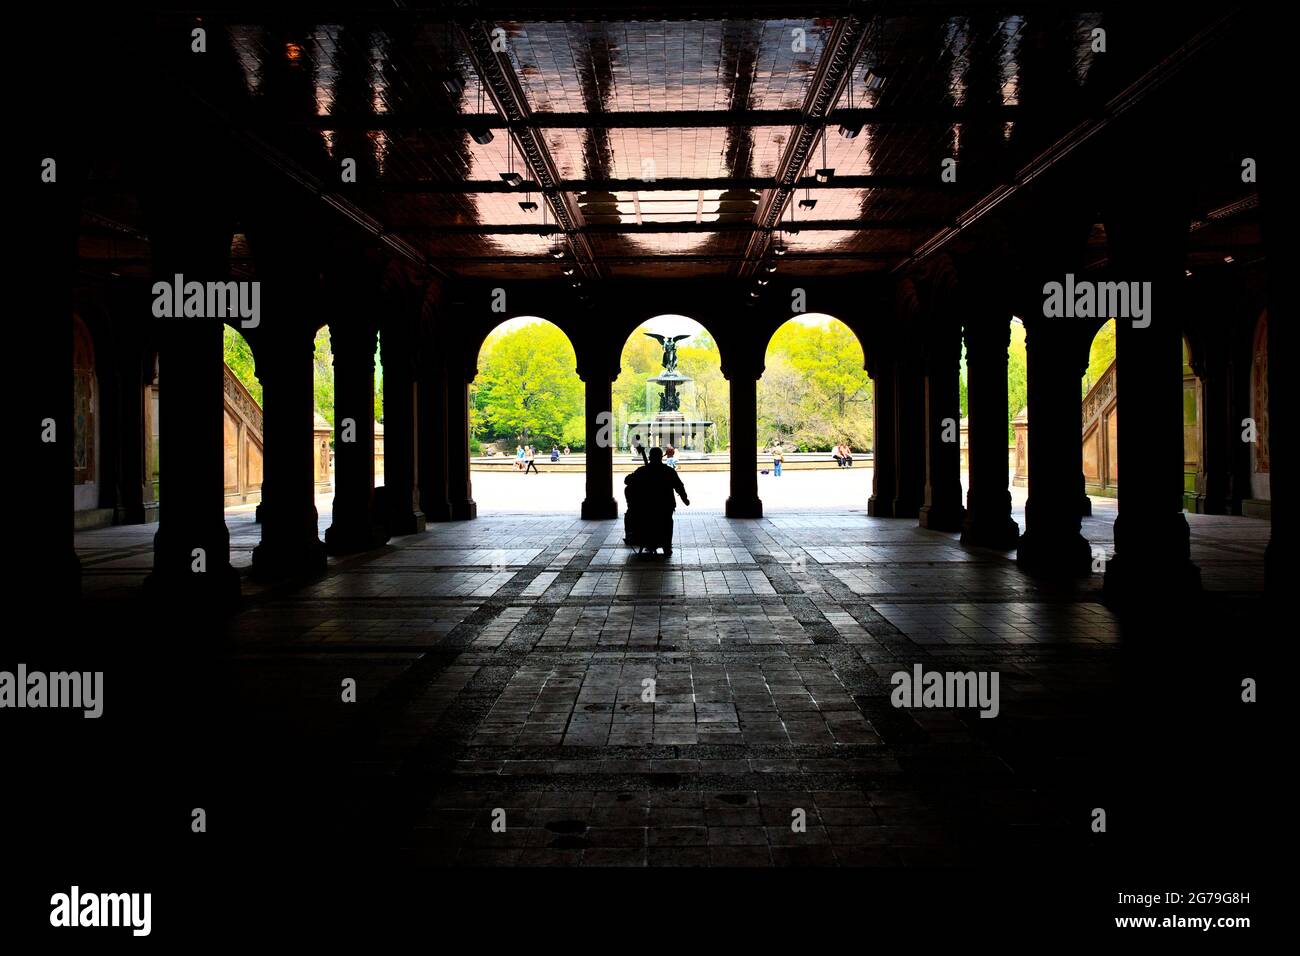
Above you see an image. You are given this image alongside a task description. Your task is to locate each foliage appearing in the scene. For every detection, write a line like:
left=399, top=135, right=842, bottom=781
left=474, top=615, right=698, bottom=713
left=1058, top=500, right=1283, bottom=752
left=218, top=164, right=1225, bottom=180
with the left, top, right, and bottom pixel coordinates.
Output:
left=1082, top=319, right=1116, bottom=396
left=759, top=319, right=872, bottom=451
left=313, top=328, right=335, bottom=428
left=471, top=321, right=583, bottom=448
left=1007, top=321, right=1027, bottom=443
left=223, top=325, right=261, bottom=405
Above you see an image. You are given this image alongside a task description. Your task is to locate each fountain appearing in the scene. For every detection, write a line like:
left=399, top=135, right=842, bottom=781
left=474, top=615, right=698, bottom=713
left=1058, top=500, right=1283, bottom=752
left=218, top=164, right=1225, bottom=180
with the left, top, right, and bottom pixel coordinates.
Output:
left=624, top=332, right=716, bottom=458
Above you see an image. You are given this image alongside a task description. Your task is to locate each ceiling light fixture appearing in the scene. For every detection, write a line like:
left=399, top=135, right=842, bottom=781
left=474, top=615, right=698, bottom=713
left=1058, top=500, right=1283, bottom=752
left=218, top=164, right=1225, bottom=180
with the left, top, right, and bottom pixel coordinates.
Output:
left=468, top=80, right=493, bottom=144
left=765, top=261, right=778, bottom=273
left=864, top=69, right=886, bottom=91
left=815, top=136, right=834, bottom=183
left=562, top=264, right=575, bottom=276
left=1223, top=255, right=1234, bottom=263
left=757, top=277, right=769, bottom=286
left=838, top=62, right=864, bottom=139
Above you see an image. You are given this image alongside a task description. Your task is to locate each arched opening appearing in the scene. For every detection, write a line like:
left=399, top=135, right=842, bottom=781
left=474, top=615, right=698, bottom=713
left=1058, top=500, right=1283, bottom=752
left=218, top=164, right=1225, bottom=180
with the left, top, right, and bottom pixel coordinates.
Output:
left=612, top=315, right=727, bottom=507
left=72, top=314, right=102, bottom=524
left=1181, top=336, right=1202, bottom=511
left=758, top=314, right=872, bottom=511
left=221, top=323, right=265, bottom=510
left=469, top=317, right=584, bottom=514
left=1079, top=317, right=1117, bottom=500
left=1244, top=310, right=1270, bottom=517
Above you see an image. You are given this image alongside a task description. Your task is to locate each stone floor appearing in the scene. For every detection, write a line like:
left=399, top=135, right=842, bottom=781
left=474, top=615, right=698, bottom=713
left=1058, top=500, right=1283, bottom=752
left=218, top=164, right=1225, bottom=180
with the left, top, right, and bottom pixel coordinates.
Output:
left=65, top=485, right=1269, bottom=871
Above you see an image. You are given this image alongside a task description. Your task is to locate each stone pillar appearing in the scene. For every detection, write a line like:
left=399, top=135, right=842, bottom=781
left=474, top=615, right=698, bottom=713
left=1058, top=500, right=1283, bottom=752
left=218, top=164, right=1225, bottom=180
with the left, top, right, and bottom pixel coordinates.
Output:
left=1016, top=319, right=1092, bottom=575
left=325, top=320, right=389, bottom=553
left=418, top=355, right=453, bottom=523
left=725, top=365, right=763, bottom=519
left=380, top=317, right=427, bottom=534
left=892, top=349, right=926, bottom=519
left=27, top=154, right=82, bottom=605
left=580, top=361, right=618, bottom=520
left=919, top=314, right=965, bottom=531
left=446, top=368, right=477, bottom=521
left=961, top=309, right=1020, bottom=550
left=251, top=318, right=327, bottom=582
left=867, top=358, right=896, bottom=517
left=1102, top=186, right=1200, bottom=603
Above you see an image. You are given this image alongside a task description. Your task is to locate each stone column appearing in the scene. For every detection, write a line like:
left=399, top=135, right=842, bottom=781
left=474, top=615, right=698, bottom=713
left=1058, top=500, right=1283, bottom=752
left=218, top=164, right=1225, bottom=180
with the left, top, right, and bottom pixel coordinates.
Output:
left=27, top=154, right=83, bottom=606
left=251, top=319, right=327, bottom=582
left=580, top=361, right=618, bottom=520
left=1102, top=187, right=1200, bottom=603
left=418, top=355, right=453, bottom=523
left=446, top=367, right=477, bottom=521
left=380, top=317, right=427, bottom=534
left=919, top=314, right=965, bottom=531
left=892, top=349, right=926, bottom=519
left=961, top=309, right=1020, bottom=550
left=325, top=321, right=389, bottom=553
left=1016, top=318, right=1093, bottom=575
left=142, top=218, right=240, bottom=605
left=725, top=365, right=763, bottom=519
left=867, top=358, right=896, bottom=517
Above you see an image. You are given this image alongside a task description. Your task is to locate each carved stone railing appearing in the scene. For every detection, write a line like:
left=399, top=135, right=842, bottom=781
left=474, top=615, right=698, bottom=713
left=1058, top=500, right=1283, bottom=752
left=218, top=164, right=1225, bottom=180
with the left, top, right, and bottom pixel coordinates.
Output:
left=1081, top=359, right=1117, bottom=495
left=223, top=364, right=264, bottom=501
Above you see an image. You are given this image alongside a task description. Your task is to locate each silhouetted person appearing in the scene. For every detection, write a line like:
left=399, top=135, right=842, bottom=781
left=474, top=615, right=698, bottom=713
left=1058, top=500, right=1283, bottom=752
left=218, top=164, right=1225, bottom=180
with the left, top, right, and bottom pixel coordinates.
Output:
left=624, top=446, right=689, bottom=556
left=632, top=433, right=648, bottom=465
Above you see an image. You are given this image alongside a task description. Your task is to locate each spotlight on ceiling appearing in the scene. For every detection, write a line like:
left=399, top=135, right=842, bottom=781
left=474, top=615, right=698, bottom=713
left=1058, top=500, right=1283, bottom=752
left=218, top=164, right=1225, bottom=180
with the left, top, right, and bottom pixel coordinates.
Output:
left=786, top=224, right=800, bottom=235
left=838, top=122, right=862, bottom=140
left=864, top=70, right=886, bottom=91
left=549, top=244, right=566, bottom=260
left=815, top=168, right=835, bottom=184
left=756, top=277, right=769, bottom=286
left=499, top=171, right=523, bottom=187
left=773, top=241, right=787, bottom=257
left=1223, top=255, right=1235, bottom=263
left=1185, top=269, right=1194, bottom=277
left=561, top=264, right=575, bottom=276
left=468, top=125, right=494, bottom=146
left=441, top=74, right=465, bottom=97
left=798, top=197, right=817, bottom=211
left=765, top=261, right=778, bottom=273
left=750, top=290, right=761, bottom=299
left=518, top=200, right=538, bottom=212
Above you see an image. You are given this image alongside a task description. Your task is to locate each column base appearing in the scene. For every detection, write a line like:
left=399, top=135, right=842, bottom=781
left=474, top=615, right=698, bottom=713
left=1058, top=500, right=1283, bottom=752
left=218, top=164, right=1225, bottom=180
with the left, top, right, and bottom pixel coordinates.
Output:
left=581, top=497, right=618, bottom=520
left=450, top=500, right=476, bottom=521
left=918, top=504, right=965, bottom=532
left=324, top=519, right=390, bottom=555
left=961, top=514, right=1021, bottom=551
left=891, top=496, right=922, bottom=520
left=251, top=536, right=327, bottom=583
left=422, top=500, right=454, bottom=523
left=725, top=495, right=763, bottom=519
left=1101, top=512, right=1201, bottom=606
left=867, top=495, right=893, bottom=518
left=1016, top=528, right=1092, bottom=577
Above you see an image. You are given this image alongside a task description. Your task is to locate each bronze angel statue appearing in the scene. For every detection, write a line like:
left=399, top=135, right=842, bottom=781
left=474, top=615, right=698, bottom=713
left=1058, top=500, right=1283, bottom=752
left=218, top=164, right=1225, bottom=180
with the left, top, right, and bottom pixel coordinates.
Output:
left=644, top=332, right=691, bottom=373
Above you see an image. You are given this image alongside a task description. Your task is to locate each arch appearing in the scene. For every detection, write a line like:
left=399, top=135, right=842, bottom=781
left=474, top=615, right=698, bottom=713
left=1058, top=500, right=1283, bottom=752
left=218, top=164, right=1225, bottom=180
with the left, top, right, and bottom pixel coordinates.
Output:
left=1081, top=318, right=1118, bottom=497
left=760, top=314, right=871, bottom=453
left=72, top=314, right=99, bottom=510
left=614, top=314, right=727, bottom=457
left=470, top=317, right=585, bottom=507
left=1249, top=310, right=1269, bottom=502
left=221, top=323, right=265, bottom=505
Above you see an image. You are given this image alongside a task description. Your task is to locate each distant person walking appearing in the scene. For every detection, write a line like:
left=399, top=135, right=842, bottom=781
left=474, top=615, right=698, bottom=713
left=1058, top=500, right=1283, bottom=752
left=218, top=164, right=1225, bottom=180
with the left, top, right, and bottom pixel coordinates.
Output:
left=664, top=445, right=678, bottom=470
left=515, top=444, right=525, bottom=471
left=632, top=433, right=648, bottom=465
left=523, top=445, right=539, bottom=475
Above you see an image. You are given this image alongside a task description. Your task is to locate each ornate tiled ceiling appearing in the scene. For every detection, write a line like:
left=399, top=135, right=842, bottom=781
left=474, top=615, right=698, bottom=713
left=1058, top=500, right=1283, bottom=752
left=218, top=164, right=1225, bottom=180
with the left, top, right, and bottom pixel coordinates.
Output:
left=84, top=5, right=1244, bottom=283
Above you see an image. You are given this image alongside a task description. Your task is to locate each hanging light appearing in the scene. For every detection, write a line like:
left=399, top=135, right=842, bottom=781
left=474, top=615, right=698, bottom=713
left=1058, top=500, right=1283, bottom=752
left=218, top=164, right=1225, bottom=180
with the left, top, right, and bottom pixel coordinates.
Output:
left=838, top=61, right=864, bottom=139
left=815, top=135, right=834, bottom=183
left=561, top=264, right=575, bottom=276
left=500, top=133, right=523, bottom=186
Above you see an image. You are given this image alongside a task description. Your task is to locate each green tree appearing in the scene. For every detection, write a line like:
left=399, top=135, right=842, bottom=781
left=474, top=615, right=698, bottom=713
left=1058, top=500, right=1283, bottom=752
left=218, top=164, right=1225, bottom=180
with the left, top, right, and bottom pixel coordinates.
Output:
left=472, top=322, right=582, bottom=447
left=223, top=325, right=261, bottom=405
left=760, top=319, right=872, bottom=451
left=313, top=327, right=335, bottom=428
left=1082, top=319, right=1116, bottom=396
left=1007, top=321, right=1027, bottom=443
